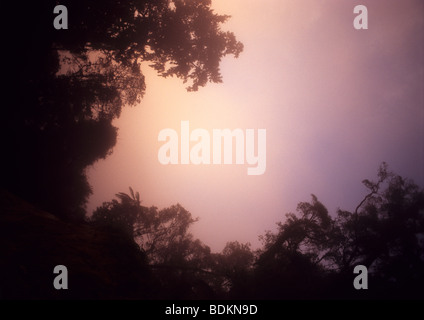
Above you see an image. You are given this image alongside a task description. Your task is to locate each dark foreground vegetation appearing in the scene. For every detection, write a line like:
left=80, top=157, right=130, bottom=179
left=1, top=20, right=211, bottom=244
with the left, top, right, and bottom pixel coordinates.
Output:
left=1, top=163, right=423, bottom=299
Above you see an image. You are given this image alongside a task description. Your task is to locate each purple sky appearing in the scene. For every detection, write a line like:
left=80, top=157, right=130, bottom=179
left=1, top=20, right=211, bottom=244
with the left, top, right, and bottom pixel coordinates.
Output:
left=87, top=0, right=424, bottom=252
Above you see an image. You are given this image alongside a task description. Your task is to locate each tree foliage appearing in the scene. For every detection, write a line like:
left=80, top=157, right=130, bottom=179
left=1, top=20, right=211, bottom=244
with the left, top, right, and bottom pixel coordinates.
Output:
left=89, top=163, right=424, bottom=299
left=91, top=188, right=219, bottom=298
left=3, top=0, right=243, bottom=220
left=91, top=188, right=213, bottom=266
left=255, top=163, right=424, bottom=299
left=209, top=241, right=255, bottom=298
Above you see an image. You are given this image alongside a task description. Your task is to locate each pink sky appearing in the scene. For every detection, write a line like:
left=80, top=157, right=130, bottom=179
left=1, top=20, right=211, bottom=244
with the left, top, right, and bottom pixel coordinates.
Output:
left=87, top=0, right=424, bottom=252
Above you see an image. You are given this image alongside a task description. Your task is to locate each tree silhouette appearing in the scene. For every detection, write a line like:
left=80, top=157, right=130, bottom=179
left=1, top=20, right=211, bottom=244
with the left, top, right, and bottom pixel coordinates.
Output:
left=2, top=162, right=422, bottom=299
left=91, top=188, right=220, bottom=298
left=210, top=241, right=255, bottom=298
left=2, top=0, right=243, bottom=220
left=91, top=187, right=210, bottom=267
left=91, top=187, right=143, bottom=238
left=57, top=0, right=243, bottom=91
left=254, top=194, right=337, bottom=298
left=259, top=195, right=335, bottom=266
left=329, top=163, right=424, bottom=298
left=92, top=188, right=205, bottom=264
left=254, top=163, right=424, bottom=299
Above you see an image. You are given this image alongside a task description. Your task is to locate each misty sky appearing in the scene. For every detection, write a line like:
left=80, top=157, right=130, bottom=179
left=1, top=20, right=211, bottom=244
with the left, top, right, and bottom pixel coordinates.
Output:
left=87, top=0, right=424, bottom=252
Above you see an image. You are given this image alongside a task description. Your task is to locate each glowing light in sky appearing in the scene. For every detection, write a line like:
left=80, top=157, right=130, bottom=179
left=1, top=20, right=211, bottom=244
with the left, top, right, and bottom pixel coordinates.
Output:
left=88, top=0, right=423, bottom=251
